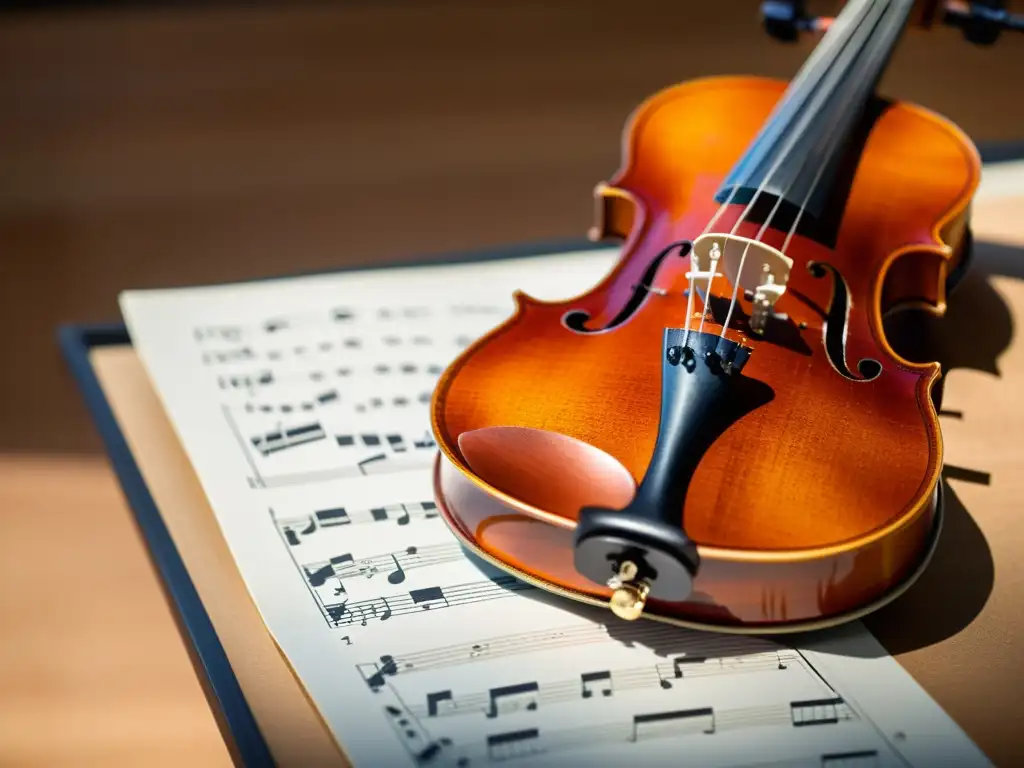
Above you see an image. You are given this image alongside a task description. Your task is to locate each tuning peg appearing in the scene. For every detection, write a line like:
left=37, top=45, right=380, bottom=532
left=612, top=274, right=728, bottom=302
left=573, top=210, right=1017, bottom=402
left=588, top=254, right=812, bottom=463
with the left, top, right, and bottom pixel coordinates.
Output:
left=760, top=1, right=833, bottom=43
left=941, top=1, right=1024, bottom=45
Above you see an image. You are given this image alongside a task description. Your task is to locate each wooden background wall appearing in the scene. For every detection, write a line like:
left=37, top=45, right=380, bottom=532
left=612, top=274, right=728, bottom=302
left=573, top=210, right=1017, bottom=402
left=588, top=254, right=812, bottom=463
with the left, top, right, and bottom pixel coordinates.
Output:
left=0, top=2, right=1021, bottom=765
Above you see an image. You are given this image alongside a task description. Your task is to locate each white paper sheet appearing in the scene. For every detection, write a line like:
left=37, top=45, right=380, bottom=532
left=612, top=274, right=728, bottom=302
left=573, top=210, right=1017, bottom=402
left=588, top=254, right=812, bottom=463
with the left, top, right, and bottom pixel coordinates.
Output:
left=120, top=246, right=991, bottom=768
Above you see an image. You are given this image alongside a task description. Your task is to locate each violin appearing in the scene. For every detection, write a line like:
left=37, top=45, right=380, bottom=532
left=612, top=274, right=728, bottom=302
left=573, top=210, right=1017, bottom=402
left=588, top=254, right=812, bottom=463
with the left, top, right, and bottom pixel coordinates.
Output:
left=430, top=0, right=1021, bottom=633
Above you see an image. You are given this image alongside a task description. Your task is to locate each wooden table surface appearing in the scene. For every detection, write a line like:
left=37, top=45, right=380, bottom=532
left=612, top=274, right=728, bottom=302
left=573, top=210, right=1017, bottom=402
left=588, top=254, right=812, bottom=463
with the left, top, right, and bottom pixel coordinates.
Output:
left=1, top=3, right=1022, bottom=766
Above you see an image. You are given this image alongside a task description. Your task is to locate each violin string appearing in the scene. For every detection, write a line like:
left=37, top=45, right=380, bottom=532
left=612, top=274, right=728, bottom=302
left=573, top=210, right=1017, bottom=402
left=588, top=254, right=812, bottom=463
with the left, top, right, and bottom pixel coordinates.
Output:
left=698, top=0, right=866, bottom=239
left=681, top=5, right=864, bottom=347
left=683, top=0, right=878, bottom=348
left=775, top=0, right=896, bottom=262
left=781, top=3, right=904, bottom=256
left=711, top=0, right=889, bottom=342
left=684, top=169, right=746, bottom=347
left=685, top=0, right=870, bottom=347
left=718, top=0, right=867, bottom=242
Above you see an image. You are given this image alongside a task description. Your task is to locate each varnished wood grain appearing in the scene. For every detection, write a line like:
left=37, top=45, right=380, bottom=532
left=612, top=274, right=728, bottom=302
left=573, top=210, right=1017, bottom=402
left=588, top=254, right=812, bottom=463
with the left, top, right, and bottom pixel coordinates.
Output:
left=432, top=75, right=980, bottom=626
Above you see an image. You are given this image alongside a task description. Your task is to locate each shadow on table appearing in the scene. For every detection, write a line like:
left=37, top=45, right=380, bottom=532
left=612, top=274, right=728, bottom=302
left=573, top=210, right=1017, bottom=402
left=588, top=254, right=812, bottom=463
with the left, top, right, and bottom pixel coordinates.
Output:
left=855, top=474, right=993, bottom=656
left=803, top=237, right=1024, bottom=656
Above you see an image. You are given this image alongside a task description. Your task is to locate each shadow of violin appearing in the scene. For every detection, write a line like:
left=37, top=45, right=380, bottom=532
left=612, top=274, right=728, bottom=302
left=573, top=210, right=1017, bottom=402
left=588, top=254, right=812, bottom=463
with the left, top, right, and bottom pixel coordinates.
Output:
left=830, top=237, right=1024, bottom=656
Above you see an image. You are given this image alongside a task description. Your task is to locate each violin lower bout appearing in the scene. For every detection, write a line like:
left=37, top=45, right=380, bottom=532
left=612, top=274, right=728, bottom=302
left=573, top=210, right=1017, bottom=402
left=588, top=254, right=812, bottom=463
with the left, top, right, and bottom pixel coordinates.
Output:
left=435, top=453, right=939, bottom=629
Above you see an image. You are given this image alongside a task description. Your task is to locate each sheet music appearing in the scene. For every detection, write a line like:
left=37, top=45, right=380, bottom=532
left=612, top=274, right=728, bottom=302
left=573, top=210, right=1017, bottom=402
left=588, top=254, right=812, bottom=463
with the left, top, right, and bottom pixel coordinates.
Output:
left=121, top=247, right=991, bottom=767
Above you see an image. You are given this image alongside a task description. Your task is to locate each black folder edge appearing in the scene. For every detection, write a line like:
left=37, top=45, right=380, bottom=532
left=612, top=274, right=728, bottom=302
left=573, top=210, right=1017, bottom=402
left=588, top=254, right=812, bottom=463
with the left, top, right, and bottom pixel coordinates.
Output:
left=55, top=142, right=1023, bottom=768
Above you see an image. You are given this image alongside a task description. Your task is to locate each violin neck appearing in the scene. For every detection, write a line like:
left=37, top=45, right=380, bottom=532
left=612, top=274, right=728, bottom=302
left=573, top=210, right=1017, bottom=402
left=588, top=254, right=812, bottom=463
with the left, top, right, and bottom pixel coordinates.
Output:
left=715, top=0, right=917, bottom=242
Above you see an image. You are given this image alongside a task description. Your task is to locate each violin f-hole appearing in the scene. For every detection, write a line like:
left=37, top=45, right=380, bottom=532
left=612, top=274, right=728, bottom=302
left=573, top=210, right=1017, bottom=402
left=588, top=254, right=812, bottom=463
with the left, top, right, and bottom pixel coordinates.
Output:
left=562, top=241, right=692, bottom=334
left=808, top=261, right=882, bottom=382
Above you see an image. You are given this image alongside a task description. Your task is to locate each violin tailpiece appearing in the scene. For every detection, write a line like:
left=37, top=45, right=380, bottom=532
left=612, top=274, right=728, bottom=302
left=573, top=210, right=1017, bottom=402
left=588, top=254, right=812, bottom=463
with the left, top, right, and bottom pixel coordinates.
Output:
left=573, top=329, right=757, bottom=620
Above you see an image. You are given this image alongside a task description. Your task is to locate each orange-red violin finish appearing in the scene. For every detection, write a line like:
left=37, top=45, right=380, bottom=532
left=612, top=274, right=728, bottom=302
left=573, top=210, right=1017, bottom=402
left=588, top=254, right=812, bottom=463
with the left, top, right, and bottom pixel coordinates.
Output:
left=430, top=5, right=987, bottom=632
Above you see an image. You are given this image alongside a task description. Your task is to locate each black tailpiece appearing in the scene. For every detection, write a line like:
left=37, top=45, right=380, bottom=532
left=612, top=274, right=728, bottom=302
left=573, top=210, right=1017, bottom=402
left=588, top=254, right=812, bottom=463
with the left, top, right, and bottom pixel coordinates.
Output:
left=573, top=329, right=768, bottom=602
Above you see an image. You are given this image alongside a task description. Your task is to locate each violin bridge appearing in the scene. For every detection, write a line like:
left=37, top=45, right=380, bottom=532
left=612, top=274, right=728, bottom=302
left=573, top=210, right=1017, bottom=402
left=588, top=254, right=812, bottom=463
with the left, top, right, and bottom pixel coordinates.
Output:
left=685, top=240, right=723, bottom=283
left=692, top=233, right=794, bottom=334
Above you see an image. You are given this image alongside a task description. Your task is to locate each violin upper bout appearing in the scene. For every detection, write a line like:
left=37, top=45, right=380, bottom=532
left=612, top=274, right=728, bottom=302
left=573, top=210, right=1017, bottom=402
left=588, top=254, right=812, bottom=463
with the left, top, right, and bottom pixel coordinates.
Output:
left=869, top=101, right=981, bottom=319
left=879, top=215, right=973, bottom=321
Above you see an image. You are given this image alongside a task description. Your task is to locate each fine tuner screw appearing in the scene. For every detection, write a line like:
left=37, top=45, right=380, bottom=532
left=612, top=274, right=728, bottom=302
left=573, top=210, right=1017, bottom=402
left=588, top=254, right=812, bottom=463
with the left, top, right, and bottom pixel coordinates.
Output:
left=606, top=560, right=651, bottom=621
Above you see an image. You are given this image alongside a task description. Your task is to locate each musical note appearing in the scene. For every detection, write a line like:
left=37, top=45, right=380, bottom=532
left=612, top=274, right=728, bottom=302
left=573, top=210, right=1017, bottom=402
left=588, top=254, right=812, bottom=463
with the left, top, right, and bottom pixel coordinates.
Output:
left=249, top=436, right=438, bottom=488
left=423, top=691, right=454, bottom=718
left=335, top=430, right=436, bottom=457
left=486, top=683, right=540, bottom=718
left=656, top=655, right=706, bottom=688
left=486, top=729, right=541, bottom=761
left=194, top=325, right=243, bottom=342
left=242, top=388, right=341, bottom=415
left=357, top=454, right=388, bottom=474
left=397, top=650, right=797, bottom=721
left=218, top=370, right=274, bottom=393
left=346, top=598, right=392, bottom=627
left=443, top=700, right=855, bottom=767
left=353, top=391, right=433, bottom=413
left=250, top=421, right=326, bottom=456
left=333, top=430, right=438, bottom=466
left=791, top=696, right=853, bottom=727
left=387, top=555, right=407, bottom=585
left=263, top=317, right=290, bottom=333
left=316, top=507, right=351, bottom=527
left=241, top=333, right=476, bottom=366
left=365, top=655, right=399, bottom=691
left=389, top=506, right=411, bottom=526
left=821, top=750, right=880, bottom=767
left=275, top=502, right=439, bottom=550
left=201, top=346, right=255, bottom=364
left=298, top=543, right=461, bottom=592
left=327, top=603, right=348, bottom=624
left=322, top=577, right=533, bottom=628
left=632, top=707, right=716, bottom=740
left=410, top=586, right=447, bottom=610
left=196, top=309, right=384, bottom=341
left=581, top=670, right=613, bottom=699
left=219, top=362, right=445, bottom=395
left=356, top=623, right=783, bottom=685
left=305, top=556, right=355, bottom=595
left=377, top=306, right=433, bottom=320
left=383, top=703, right=452, bottom=766
left=243, top=428, right=436, bottom=485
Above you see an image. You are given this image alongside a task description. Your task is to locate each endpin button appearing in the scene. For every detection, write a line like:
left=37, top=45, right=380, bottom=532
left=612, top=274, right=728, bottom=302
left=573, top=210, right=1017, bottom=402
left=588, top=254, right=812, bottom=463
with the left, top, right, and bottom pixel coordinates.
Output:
left=606, top=560, right=650, bottom=621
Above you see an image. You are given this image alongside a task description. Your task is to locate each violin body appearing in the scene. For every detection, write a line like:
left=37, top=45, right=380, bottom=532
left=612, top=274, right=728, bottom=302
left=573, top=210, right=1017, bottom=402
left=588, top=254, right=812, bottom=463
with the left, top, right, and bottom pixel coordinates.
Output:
left=430, top=74, right=980, bottom=631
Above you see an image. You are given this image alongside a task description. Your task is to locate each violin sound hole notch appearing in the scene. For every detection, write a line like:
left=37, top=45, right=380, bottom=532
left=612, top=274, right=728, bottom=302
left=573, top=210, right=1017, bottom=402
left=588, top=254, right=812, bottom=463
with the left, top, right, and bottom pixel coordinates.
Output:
left=808, top=261, right=883, bottom=382
left=562, top=240, right=692, bottom=334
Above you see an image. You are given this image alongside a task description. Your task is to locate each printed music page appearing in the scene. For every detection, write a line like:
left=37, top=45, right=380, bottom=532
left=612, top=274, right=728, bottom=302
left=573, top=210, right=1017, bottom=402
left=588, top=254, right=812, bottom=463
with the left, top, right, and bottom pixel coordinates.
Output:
left=120, top=248, right=991, bottom=767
